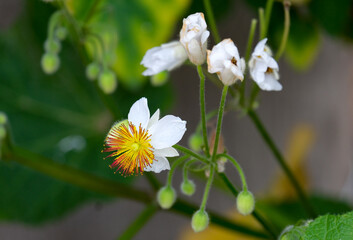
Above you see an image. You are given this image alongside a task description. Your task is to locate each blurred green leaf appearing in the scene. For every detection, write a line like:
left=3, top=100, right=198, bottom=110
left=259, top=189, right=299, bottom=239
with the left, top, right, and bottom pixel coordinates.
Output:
left=0, top=1, right=174, bottom=224
left=66, top=0, right=190, bottom=89
left=284, top=13, right=320, bottom=71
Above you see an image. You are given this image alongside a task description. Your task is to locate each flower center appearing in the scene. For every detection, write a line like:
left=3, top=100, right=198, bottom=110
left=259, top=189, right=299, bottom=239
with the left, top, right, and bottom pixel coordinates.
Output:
left=265, top=67, right=273, bottom=74
left=231, top=57, right=237, bottom=66
left=103, top=122, right=154, bottom=176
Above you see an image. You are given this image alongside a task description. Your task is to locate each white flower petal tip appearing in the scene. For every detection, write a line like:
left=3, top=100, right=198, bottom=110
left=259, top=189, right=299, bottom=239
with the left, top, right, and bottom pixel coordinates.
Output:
left=141, top=41, right=188, bottom=76
left=104, top=97, right=186, bottom=176
left=207, top=38, right=245, bottom=86
left=249, top=39, right=281, bottom=91
left=180, top=12, right=210, bottom=65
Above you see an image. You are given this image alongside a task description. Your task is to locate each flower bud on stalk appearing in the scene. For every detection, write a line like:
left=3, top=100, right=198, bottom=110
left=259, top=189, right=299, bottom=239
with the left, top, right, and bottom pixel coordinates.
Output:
left=236, top=190, right=255, bottom=215
left=44, top=39, right=61, bottom=54
left=41, top=52, right=60, bottom=74
left=55, top=27, right=67, bottom=40
left=191, top=209, right=209, bottom=232
left=98, top=69, right=117, bottom=94
left=181, top=179, right=196, bottom=196
left=188, top=133, right=203, bottom=152
left=86, top=62, right=101, bottom=81
left=151, top=71, right=169, bottom=86
left=0, top=112, right=8, bottom=125
left=157, top=186, right=176, bottom=209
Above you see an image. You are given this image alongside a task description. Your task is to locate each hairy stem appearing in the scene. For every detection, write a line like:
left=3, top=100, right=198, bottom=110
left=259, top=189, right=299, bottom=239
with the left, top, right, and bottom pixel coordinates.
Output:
left=248, top=110, right=316, bottom=218
left=197, top=65, right=211, bottom=157
left=167, top=155, right=189, bottom=186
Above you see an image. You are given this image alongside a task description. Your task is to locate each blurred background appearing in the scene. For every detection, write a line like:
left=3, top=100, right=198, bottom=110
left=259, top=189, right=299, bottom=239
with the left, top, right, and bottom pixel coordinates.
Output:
left=0, top=0, right=352, bottom=239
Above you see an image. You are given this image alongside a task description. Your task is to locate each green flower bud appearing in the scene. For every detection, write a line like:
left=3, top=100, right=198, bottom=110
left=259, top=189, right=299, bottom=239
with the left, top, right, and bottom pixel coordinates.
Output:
left=151, top=71, right=169, bottom=86
left=98, top=69, right=117, bottom=94
left=44, top=39, right=61, bottom=54
left=188, top=133, right=203, bottom=152
left=191, top=209, right=209, bottom=232
left=236, top=190, right=255, bottom=216
left=86, top=62, right=101, bottom=81
left=0, top=112, right=7, bottom=125
left=55, top=27, right=67, bottom=40
left=41, top=52, right=60, bottom=75
left=181, top=180, right=195, bottom=196
left=157, top=186, right=176, bottom=209
left=0, top=125, right=6, bottom=140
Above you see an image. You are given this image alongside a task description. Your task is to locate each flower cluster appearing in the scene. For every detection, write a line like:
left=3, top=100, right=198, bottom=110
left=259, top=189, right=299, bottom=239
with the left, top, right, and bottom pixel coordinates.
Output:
left=141, top=13, right=282, bottom=91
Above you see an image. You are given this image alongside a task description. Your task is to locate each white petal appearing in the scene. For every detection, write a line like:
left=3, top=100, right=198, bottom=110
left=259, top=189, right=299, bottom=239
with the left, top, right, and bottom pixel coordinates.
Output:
left=253, top=38, right=267, bottom=56
left=128, top=97, right=150, bottom=129
left=147, top=109, right=160, bottom=129
left=144, top=156, right=170, bottom=173
left=149, top=115, right=187, bottom=149
left=201, top=30, right=210, bottom=44
left=257, top=74, right=282, bottom=91
left=154, top=147, right=179, bottom=157
left=187, top=38, right=205, bottom=65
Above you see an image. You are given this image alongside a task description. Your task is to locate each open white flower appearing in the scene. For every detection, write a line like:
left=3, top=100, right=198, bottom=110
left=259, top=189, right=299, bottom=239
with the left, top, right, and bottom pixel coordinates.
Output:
left=207, top=39, right=245, bottom=86
left=180, top=12, right=210, bottom=65
left=104, top=97, right=187, bottom=175
left=141, top=41, right=188, bottom=76
left=249, top=38, right=282, bottom=91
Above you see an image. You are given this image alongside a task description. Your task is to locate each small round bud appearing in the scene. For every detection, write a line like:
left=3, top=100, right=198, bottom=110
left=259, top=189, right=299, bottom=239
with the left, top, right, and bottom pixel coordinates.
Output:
left=188, top=133, right=203, bottom=152
left=157, top=186, right=176, bottom=209
left=55, top=27, right=67, bottom=40
left=151, top=71, right=169, bottom=86
left=181, top=180, right=195, bottom=196
left=86, top=62, right=101, bottom=81
left=0, top=112, right=7, bottom=125
left=41, top=53, right=60, bottom=74
left=191, top=209, right=209, bottom=232
left=44, top=39, right=61, bottom=54
left=236, top=190, right=255, bottom=215
left=0, top=125, right=6, bottom=140
left=98, top=69, right=117, bottom=94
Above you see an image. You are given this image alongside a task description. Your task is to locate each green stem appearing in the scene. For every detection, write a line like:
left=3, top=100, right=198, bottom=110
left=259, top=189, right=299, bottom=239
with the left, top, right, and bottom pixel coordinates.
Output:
left=264, top=0, right=275, bottom=38
left=275, top=1, right=291, bottom=60
left=240, top=19, right=258, bottom=107
left=259, top=8, right=266, bottom=39
left=203, top=0, right=221, bottom=43
left=174, top=145, right=209, bottom=164
left=3, top=145, right=268, bottom=238
left=48, top=11, right=63, bottom=39
left=248, top=110, right=316, bottom=218
left=200, top=165, right=215, bottom=211
left=211, top=86, right=228, bottom=162
left=118, top=204, right=158, bottom=240
left=167, top=155, right=189, bottom=186
left=197, top=65, right=211, bottom=157
left=183, top=159, right=197, bottom=181
left=218, top=173, right=278, bottom=238
left=217, top=153, right=248, bottom=191
left=83, top=0, right=103, bottom=25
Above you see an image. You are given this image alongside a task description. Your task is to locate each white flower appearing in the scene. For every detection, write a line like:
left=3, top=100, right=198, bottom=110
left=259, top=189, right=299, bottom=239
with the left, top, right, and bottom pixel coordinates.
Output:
left=249, top=38, right=282, bottom=91
left=180, top=12, right=210, bottom=65
left=141, top=41, right=188, bottom=76
left=207, top=39, right=245, bottom=86
left=104, top=97, right=187, bottom=175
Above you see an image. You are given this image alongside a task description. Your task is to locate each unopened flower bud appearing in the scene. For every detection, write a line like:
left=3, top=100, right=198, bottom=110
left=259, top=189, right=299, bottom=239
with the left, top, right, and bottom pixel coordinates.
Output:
left=151, top=71, right=169, bottom=86
left=181, top=180, right=195, bottom=196
left=86, top=62, right=101, bottom=81
left=0, top=125, right=6, bottom=140
left=55, top=27, right=67, bottom=40
left=157, top=186, right=176, bottom=209
left=191, top=209, right=209, bottom=232
left=236, top=190, right=255, bottom=215
left=44, top=39, right=61, bottom=54
left=188, top=133, right=203, bottom=152
left=41, top=52, right=60, bottom=74
left=217, top=157, right=227, bottom=173
left=98, top=69, right=117, bottom=94
left=0, top=112, right=7, bottom=125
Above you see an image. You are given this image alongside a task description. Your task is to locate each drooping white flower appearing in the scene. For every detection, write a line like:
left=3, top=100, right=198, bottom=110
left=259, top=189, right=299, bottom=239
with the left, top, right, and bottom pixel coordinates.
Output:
left=180, top=12, right=210, bottom=65
left=249, top=38, right=282, bottom=91
left=141, top=41, right=188, bottom=76
left=104, top=97, right=187, bottom=175
left=207, top=39, right=245, bottom=86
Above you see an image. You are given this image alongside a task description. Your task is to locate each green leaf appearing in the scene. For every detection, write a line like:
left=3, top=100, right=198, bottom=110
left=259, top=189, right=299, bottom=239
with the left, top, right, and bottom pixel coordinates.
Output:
left=304, top=211, right=353, bottom=240
left=0, top=1, right=174, bottom=224
left=66, top=0, right=190, bottom=89
left=284, top=12, right=321, bottom=71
